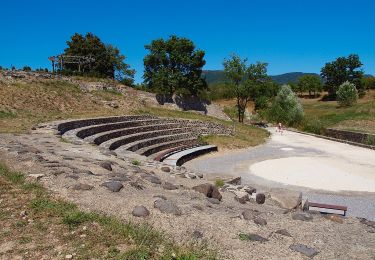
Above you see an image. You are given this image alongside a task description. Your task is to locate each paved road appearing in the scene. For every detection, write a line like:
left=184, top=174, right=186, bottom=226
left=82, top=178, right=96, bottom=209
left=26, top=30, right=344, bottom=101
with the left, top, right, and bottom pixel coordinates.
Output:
left=185, top=128, right=375, bottom=220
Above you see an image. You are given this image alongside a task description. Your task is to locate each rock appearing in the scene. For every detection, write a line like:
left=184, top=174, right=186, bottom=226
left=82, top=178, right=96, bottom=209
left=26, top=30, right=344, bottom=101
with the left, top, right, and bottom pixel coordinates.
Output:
left=20, top=210, right=27, bottom=218
left=240, top=233, right=268, bottom=242
left=289, top=244, right=319, bottom=258
left=275, top=229, right=292, bottom=237
left=195, top=172, right=203, bottom=178
left=161, top=166, right=171, bottom=172
left=154, top=199, right=182, bottom=216
left=132, top=206, right=150, bottom=217
left=325, top=214, right=343, bottom=224
left=111, top=175, right=130, bottom=182
left=130, top=181, right=144, bottom=190
left=207, top=198, right=220, bottom=204
left=162, top=182, right=178, bottom=190
left=234, top=191, right=250, bottom=204
left=292, top=213, right=313, bottom=221
left=226, top=176, right=241, bottom=185
left=253, top=217, right=267, bottom=226
left=243, top=186, right=256, bottom=195
left=255, top=193, right=266, bottom=204
left=153, top=195, right=167, bottom=200
left=28, top=174, right=44, bottom=181
left=101, top=181, right=123, bottom=192
left=187, top=173, right=197, bottom=179
left=193, top=205, right=203, bottom=211
left=72, top=183, right=94, bottom=191
left=192, top=183, right=222, bottom=201
left=66, top=175, right=79, bottom=180
left=192, top=230, right=203, bottom=239
left=99, top=161, right=112, bottom=171
left=270, top=188, right=302, bottom=210
left=242, top=209, right=260, bottom=220
left=65, top=255, right=73, bottom=259
left=142, top=174, right=162, bottom=184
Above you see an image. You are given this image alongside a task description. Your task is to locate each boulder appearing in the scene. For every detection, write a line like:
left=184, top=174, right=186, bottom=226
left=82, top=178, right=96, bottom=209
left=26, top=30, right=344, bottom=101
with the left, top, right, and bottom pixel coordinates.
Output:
left=72, top=183, right=94, bottom=191
left=141, top=174, right=162, bottom=185
left=192, top=183, right=222, bottom=201
left=161, top=166, right=171, bottom=172
left=154, top=199, right=182, bottom=216
left=253, top=217, right=267, bottom=226
left=270, top=188, right=302, bottom=210
left=275, top=229, right=292, bottom=237
left=289, top=244, right=319, bottom=258
left=234, top=191, right=250, bottom=204
left=292, top=213, right=313, bottom=221
left=162, top=182, right=178, bottom=190
left=99, top=161, right=112, bottom=171
left=132, top=206, right=150, bottom=217
left=242, top=209, right=260, bottom=220
left=226, top=176, right=241, bottom=185
left=255, top=193, right=266, bottom=204
left=207, top=198, right=220, bottom=204
left=240, top=233, right=268, bottom=243
left=101, top=181, right=123, bottom=192
left=192, top=230, right=203, bottom=239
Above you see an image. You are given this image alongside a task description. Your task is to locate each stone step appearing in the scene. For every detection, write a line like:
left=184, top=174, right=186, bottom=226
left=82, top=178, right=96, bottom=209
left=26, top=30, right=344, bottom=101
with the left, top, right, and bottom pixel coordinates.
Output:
left=137, top=138, right=199, bottom=156
left=57, top=115, right=154, bottom=134
left=151, top=144, right=200, bottom=161
left=162, top=145, right=218, bottom=166
left=121, top=133, right=196, bottom=152
left=101, top=127, right=197, bottom=150
left=85, top=123, right=182, bottom=144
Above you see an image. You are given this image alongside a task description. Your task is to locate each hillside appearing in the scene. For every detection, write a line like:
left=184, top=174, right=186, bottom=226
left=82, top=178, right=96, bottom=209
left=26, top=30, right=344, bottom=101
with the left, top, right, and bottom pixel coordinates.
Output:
left=202, top=70, right=320, bottom=85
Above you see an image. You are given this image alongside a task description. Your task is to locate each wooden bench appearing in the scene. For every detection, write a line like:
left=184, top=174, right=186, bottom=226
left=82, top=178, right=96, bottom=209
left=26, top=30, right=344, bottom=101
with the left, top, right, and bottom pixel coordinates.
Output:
left=308, top=202, right=347, bottom=216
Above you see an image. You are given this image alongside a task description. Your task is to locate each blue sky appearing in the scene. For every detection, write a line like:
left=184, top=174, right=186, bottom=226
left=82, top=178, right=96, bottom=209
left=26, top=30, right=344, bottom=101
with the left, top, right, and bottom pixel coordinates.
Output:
left=1, top=0, right=374, bottom=83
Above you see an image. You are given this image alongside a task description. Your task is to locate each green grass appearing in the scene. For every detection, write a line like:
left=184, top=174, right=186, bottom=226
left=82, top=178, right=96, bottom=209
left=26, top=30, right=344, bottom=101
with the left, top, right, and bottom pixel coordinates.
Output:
left=0, top=162, right=216, bottom=259
left=131, top=160, right=141, bottom=166
left=214, top=179, right=225, bottom=188
left=0, top=110, right=16, bottom=119
left=300, top=97, right=375, bottom=134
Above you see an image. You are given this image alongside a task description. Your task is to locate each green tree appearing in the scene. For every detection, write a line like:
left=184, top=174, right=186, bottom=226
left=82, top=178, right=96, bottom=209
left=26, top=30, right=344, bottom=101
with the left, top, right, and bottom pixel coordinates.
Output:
left=297, top=75, right=323, bottom=98
left=320, top=54, right=364, bottom=99
left=336, top=81, right=358, bottom=107
left=63, top=33, right=134, bottom=84
left=267, top=85, right=304, bottom=126
left=223, top=54, right=270, bottom=123
left=143, top=35, right=206, bottom=96
left=22, top=66, right=32, bottom=72
left=362, top=76, right=375, bottom=90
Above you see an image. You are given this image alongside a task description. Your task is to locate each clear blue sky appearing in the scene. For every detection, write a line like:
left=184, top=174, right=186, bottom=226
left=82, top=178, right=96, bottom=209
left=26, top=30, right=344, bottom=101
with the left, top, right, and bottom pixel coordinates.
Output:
left=1, top=0, right=374, bottom=83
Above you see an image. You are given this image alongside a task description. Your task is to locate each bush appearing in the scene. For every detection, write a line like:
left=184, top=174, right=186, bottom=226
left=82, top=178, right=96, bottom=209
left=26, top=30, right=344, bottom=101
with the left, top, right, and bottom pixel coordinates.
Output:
left=336, top=81, right=358, bottom=107
left=365, top=135, right=375, bottom=146
left=266, top=85, right=304, bottom=126
left=215, top=179, right=225, bottom=188
left=302, top=118, right=324, bottom=135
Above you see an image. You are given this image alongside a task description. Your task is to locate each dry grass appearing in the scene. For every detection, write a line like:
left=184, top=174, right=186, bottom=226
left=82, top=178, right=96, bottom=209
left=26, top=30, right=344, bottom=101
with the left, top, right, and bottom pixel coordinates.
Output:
left=0, top=163, right=215, bottom=259
left=0, top=80, right=137, bottom=133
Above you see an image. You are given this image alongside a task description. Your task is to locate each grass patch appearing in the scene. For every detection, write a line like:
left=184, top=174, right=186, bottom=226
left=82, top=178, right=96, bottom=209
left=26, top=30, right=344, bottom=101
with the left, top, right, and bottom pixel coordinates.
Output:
left=0, top=110, right=16, bottom=118
left=214, top=179, right=225, bottom=188
left=137, top=106, right=269, bottom=149
left=0, top=162, right=216, bottom=259
left=131, top=160, right=141, bottom=166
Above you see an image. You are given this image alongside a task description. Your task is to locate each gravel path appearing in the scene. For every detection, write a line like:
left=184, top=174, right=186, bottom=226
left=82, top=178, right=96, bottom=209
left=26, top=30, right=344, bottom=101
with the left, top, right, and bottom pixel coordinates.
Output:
left=186, top=128, right=375, bottom=220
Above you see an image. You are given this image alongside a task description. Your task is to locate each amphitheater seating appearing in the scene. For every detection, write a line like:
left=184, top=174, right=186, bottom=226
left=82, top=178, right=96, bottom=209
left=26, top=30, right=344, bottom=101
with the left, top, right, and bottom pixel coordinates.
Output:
left=58, top=115, right=230, bottom=165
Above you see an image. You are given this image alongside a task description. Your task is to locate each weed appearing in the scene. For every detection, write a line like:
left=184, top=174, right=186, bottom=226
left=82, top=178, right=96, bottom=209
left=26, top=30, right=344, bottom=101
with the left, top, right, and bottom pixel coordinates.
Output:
left=365, top=135, right=375, bottom=145
left=215, top=179, right=225, bottom=188
left=132, top=160, right=141, bottom=166
left=63, top=211, right=92, bottom=228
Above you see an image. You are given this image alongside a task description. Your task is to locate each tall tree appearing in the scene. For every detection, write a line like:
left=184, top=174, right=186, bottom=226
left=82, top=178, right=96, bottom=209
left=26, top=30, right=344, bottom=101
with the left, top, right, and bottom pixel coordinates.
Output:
left=297, top=74, right=323, bottom=98
left=143, top=35, right=207, bottom=96
left=320, top=54, right=363, bottom=98
left=63, top=33, right=134, bottom=84
left=223, top=54, right=270, bottom=123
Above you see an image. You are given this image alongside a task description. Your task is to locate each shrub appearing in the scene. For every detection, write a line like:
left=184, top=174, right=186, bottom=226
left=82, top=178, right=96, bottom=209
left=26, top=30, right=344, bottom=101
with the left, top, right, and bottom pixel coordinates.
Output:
left=131, top=160, right=141, bottom=166
left=365, top=135, right=375, bottom=146
left=302, top=118, right=324, bottom=135
left=266, top=85, right=304, bottom=126
left=215, top=179, right=225, bottom=187
left=336, top=81, right=358, bottom=107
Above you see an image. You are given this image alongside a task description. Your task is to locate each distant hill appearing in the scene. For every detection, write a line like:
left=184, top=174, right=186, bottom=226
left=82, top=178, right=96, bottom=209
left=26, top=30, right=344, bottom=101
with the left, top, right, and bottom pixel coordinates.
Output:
left=202, top=70, right=321, bottom=85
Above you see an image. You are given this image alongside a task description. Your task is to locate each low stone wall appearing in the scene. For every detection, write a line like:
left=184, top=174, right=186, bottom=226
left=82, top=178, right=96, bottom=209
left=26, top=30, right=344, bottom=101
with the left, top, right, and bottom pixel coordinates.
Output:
left=58, top=115, right=153, bottom=134
left=142, top=139, right=198, bottom=156
left=176, top=146, right=218, bottom=166
left=127, top=133, right=194, bottom=152
left=325, top=128, right=374, bottom=145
